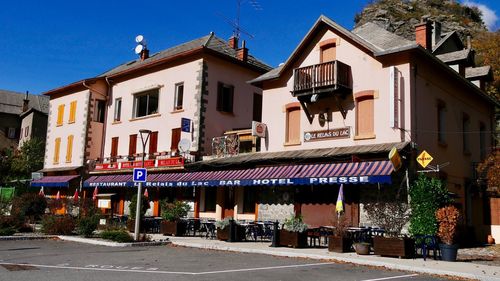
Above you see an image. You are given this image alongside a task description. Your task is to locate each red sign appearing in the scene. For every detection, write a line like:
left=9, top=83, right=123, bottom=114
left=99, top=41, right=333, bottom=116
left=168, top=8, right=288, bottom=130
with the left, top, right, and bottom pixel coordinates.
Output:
left=121, top=160, right=155, bottom=169
left=158, top=157, right=184, bottom=167
left=95, top=163, right=119, bottom=170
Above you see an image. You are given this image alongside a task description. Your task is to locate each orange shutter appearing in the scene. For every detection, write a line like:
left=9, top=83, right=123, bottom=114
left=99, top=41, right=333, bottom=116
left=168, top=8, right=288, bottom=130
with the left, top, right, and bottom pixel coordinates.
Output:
left=356, top=97, right=374, bottom=136
left=69, top=101, right=77, bottom=123
left=54, top=137, right=61, bottom=164
left=57, top=105, right=65, bottom=126
left=286, top=108, right=301, bottom=143
left=66, top=135, right=74, bottom=162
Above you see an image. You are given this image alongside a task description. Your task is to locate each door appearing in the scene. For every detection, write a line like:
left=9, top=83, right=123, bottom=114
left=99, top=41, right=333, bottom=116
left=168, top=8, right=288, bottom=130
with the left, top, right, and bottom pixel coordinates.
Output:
left=320, top=44, right=336, bottom=63
left=171, top=128, right=181, bottom=155
left=223, top=187, right=235, bottom=218
left=111, top=137, right=119, bottom=162
left=149, top=131, right=158, bottom=155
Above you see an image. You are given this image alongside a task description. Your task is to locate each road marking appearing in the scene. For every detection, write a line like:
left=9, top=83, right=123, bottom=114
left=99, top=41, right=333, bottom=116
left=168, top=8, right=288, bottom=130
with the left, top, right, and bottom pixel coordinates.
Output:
left=360, top=274, right=420, bottom=281
left=0, top=261, right=335, bottom=275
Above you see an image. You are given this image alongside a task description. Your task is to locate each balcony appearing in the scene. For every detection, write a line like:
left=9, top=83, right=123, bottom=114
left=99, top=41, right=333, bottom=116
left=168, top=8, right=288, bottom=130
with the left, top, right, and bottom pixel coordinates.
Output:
left=292, top=60, right=352, bottom=99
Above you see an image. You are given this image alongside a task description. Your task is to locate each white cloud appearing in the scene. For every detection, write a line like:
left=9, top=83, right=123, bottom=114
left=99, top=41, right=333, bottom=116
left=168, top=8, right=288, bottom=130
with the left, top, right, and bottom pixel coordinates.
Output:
left=463, top=1, right=499, bottom=31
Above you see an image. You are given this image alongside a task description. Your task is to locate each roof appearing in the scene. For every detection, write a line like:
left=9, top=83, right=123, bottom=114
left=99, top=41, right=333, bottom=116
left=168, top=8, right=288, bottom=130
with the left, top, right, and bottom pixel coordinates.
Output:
left=251, top=17, right=416, bottom=84
left=188, top=141, right=409, bottom=169
left=0, top=90, right=49, bottom=115
left=435, top=49, right=472, bottom=64
left=432, top=31, right=464, bottom=54
left=100, top=33, right=271, bottom=77
left=466, top=66, right=493, bottom=80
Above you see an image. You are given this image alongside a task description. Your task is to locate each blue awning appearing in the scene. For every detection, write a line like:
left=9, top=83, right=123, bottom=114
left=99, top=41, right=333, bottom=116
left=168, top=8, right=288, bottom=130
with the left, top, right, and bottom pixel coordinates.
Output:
left=31, top=175, right=79, bottom=188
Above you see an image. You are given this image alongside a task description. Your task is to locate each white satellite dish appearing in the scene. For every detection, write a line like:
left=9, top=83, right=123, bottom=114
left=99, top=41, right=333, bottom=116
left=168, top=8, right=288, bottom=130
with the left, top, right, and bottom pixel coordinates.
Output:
left=135, top=35, right=145, bottom=44
left=178, top=138, right=191, bottom=153
left=134, top=44, right=144, bottom=54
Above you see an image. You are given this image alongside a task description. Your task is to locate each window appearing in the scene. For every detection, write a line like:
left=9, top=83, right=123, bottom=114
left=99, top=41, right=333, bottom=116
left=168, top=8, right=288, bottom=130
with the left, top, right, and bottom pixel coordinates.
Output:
left=114, top=98, right=122, bottom=122
left=202, top=187, right=216, bottom=212
left=355, top=91, right=375, bottom=138
left=479, top=122, right=486, bottom=159
left=437, top=100, right=446, bottom=144
left=462, top=114, right=470, bottom=153
left=111, top=137, right=119, bottom=162
left=7, top=128, right=16, bottom=139
left=66, top=135, right=74, bottom=163
left=174, top=83, right=184, bottom=110
left=216, top=82, right=234, bottom=113
left=253, top=93, right=262, bottom=122
left=95, top=100, right=105, bottom=123
left=285, top=103, right=301, bottom=144
left=68, top=101, right=77, bottom=123
left=128, top=134, right=137, bottom=157
left=133, top=89, right=159, bottom=118
left=320, top=39, right=337, bottom=63
left=57, top=104, right=65, bottom=126
left=171, top=128, right=181, bottom=154
left=25, top=126, right=29, bottom=137
left=53, top=137, right=61, bottom=164
left=243, top=187, right=256, bottom=213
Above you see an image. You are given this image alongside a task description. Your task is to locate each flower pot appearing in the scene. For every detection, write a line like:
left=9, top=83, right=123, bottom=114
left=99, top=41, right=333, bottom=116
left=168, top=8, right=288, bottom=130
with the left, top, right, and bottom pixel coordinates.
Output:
left=373, top=236, right=415, bottom=258
left=160, top=221, right=186, bottom=236
left=353, top=243, right=371, bottom=255
left=487, top=235, right=495, bottom=245
left=279, top=230, right=308, bottom=248
left=439, top=243, right=459, bottom=261
left=328, top=236, right=352, bottom=253
left=126, top=219, right=145, bottom=233
left=217, top=227, right=230, bottom=241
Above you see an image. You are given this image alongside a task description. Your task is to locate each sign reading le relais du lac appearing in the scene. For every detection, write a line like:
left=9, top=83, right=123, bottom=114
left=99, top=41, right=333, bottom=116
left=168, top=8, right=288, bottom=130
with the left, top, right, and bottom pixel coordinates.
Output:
left=304, top=127, right=350, bottom=142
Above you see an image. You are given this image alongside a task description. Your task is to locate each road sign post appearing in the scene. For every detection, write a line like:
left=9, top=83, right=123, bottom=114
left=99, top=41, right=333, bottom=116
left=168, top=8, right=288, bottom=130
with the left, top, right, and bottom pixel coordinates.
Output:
left=133, top=168, right=147, bottom=240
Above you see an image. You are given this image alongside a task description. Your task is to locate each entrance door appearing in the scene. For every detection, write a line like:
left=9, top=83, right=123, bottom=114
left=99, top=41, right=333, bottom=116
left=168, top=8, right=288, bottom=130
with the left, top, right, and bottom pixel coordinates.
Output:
left=223, top=187, right=235, bottom=218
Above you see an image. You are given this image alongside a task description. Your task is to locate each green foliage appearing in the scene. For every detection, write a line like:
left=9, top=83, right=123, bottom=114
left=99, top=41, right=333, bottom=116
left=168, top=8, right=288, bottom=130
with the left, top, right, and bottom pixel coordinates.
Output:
left=100, top=229, right=134, bottom=243
left=129, top=194, right=150, bottom=219
left=41, top=215, right=75, bottom=235
left=215, top=217, right=233, bottom=230
left=283, top=214, right=308, bottom=233
left=161, top=200, right=190, bottom=222
left=409, top=175, right=451, bottom=237
left=10, top=138, right=45, bottom=179
left=0, top=216, right=17, bottom=236
left=77, top=214, right=100, bottom=237
left=11, top=193, right=47, bottom=222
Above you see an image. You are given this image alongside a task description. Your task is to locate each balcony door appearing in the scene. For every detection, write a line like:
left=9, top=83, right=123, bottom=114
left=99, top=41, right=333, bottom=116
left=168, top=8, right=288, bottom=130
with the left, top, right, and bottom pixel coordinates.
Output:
left=320, top=43, right=336, bottom=63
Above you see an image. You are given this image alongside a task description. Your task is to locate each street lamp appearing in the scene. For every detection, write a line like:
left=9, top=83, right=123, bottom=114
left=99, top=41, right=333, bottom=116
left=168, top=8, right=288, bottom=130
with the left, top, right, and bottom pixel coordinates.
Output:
left=134, top=129, right=151, bottom=241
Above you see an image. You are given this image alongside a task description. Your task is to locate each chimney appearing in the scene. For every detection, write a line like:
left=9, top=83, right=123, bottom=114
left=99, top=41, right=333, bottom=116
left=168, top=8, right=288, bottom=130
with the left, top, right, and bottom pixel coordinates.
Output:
left=140, top=49, right=149, bottom=61
left=237, top=40, right=248, bottom=62
left=22, top=91, right=29, bottom=112
left=228, top=36, right=238, bottom=50
left=432, top=21, right=441, bottom=47
left=415, top=20, right=432, bottom=51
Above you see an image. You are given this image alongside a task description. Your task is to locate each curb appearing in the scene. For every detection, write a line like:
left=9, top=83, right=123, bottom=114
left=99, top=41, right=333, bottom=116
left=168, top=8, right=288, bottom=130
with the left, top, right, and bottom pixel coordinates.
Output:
left=58, top=235, right=171, bottom=247
left=170, top=241, right=500, bottom=281
left=0, top=235, right=58, bottom=241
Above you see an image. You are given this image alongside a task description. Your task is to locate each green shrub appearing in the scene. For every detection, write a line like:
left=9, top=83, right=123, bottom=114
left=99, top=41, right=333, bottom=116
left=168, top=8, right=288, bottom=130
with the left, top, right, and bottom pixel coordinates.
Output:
left=100, top=229, right=134, bottom=243
left=409, top=175, right=451, bottom=237
left=41, top=215, right=75, bottom=235
left=0, top=226, right=15, bottom=236
left=11, top=193, right=47, bottom=222
left=129, top=194, right=150, bottom=219
left=283, top=214, right=308, bottom=233
left=0, top=216, right=16, bottom=236
left=215, top=217, right=232, bottom=230
left=161, top=200, right=190, bottom=222
left=77, top=214, right=100, bottom=237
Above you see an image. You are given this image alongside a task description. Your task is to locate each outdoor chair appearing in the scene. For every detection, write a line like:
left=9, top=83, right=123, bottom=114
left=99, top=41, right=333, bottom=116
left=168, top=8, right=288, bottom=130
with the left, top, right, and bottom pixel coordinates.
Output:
left=415, top=235, right=440, bottom=261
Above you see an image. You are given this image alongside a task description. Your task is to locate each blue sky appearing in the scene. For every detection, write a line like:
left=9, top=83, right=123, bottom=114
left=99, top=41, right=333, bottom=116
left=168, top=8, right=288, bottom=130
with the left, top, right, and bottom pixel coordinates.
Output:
left=0, top=0, right=498, bottom=95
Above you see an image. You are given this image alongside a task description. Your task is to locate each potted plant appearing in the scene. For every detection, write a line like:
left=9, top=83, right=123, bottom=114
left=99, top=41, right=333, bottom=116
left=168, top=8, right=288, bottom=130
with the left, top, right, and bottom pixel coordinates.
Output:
left=353, top=242, right=371, bottom=255
left=365, top=201, right=414, bottom=258
left=436, top=205, right=460, bottom=261
left=328, top=215, right=352, bottom=253
left=279, top=214, right=308, bottom=248
left=126, top=194, right=150, bottom=232
left=215, top=217, right=245, bottom=242
left=160, top=200, right=190, bottom=236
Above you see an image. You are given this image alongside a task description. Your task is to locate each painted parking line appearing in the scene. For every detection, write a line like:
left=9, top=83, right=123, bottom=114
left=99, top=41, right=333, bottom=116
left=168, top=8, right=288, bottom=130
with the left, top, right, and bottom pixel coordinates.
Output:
left=0, top=261, right=337, bottom=276
left=360, top=274, right=420, bottom=281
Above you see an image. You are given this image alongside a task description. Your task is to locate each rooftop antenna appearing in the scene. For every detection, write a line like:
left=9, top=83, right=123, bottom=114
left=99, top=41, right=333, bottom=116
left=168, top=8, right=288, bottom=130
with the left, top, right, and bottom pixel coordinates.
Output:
left=216, top=0, right=262, bottom=41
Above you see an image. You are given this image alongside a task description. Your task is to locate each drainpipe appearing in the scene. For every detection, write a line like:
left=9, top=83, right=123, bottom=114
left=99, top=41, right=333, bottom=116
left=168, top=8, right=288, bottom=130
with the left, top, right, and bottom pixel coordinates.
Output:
left=102, top=77, right=113, bottom=162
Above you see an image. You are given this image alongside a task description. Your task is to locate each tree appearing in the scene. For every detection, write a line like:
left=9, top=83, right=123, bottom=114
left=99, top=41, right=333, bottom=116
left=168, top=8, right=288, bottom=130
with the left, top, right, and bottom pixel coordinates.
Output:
left=476, top=149, right=500, bottom=195
left=10, top=138, right=45, bottom=180
left=472, top=30, right=500, bottom=100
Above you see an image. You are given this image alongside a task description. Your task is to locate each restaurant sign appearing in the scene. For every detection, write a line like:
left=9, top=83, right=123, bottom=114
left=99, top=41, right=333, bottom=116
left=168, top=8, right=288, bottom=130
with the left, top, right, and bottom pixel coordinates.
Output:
left=94, top=157, right=184, bottom=171
left=303, top=127, right=350, bottom=142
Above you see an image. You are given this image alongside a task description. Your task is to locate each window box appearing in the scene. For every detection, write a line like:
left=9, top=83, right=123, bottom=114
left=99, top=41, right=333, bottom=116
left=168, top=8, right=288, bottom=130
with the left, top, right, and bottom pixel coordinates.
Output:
left=279, top=229, right=308, bottom=248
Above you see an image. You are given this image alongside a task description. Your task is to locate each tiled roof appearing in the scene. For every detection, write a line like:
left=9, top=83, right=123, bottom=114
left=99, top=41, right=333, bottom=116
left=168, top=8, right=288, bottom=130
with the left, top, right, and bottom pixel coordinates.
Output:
left=352, top=22, right=414, bottom=52
left=100, top=33, right=271, bottom=77
left=466, top=66, right=493, bottom=80
left=0, top=90, right=49, bottom=115
left=436, top=49, right=471, bottom=63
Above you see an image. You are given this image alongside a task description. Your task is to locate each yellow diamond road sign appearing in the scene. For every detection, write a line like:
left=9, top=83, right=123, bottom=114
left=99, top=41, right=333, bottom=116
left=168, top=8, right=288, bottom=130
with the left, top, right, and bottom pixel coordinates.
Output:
left=417, top=150, right=433, bottom=168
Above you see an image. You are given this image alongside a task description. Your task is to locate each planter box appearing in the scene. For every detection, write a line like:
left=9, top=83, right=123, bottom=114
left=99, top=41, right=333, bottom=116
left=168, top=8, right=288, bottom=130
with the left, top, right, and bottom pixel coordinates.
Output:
left=160, top=221, right=186, bottom=236
left=279, top=230, right=308, bottom=248
left=217, top=225, right=245, bottom=242
left=328, top=236, right=352, bottom=253
left=373, top=236, right=415, bottom=258
left=353, top=243, right=371, bottom=255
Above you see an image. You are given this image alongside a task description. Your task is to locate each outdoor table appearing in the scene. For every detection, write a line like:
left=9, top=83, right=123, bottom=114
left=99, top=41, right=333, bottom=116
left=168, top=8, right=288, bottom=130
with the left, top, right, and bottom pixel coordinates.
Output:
left=199, top=220, right=216, bottom=239
left=346, top=227, right=370, bottom=243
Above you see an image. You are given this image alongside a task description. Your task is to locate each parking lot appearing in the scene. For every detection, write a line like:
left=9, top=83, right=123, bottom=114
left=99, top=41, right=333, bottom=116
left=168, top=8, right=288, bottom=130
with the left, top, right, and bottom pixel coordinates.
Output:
left=0, top=240, right=455, bottom=281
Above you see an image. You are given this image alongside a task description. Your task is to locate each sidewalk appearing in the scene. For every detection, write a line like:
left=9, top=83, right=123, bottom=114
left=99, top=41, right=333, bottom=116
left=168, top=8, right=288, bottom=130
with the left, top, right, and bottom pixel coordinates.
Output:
left=150, top=235, right=500, bottom=281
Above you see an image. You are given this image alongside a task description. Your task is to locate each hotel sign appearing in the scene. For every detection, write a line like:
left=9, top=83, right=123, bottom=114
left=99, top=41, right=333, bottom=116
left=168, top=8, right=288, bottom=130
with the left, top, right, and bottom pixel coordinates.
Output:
left=304, top=127, right=350, bottom=142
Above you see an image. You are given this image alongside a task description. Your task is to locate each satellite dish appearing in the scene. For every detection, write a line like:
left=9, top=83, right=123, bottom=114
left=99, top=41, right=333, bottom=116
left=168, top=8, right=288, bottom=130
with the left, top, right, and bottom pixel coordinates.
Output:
left=135, top=35, right=145, bottom=44
left=178, top=138, right=191, bottom=153
left=134, top=44, right=144, bottom=54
